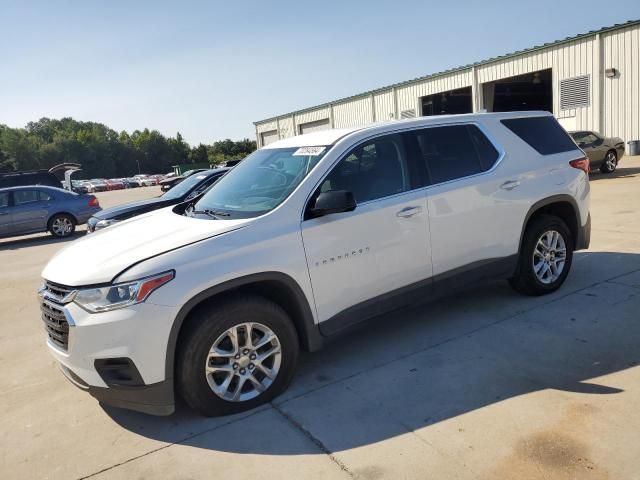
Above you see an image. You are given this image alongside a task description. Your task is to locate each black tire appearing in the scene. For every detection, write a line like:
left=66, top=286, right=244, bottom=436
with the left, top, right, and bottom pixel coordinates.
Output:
left=48, top=213, right=76, bottom=238
left=177, top=295, right=299, bottom=416
left=600, top=150, right=618, bottom=173
left=509, top=214, right=573, bottom=296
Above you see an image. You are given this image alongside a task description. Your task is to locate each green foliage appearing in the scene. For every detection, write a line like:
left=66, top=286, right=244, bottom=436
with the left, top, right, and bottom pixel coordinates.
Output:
left=0, top=118, right=256, bottom=178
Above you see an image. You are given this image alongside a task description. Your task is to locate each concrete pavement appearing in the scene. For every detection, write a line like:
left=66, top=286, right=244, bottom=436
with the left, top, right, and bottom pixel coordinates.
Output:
left=1, top=159, right=639, bottom=479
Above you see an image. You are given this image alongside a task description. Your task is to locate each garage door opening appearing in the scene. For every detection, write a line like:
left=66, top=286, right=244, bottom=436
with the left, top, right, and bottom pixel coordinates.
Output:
left=483, top=69, right=552, bottom=113
left=298, top=119, right=330, bottom=135
left=260, top=130, right=279, bottom=146
left=421, top=87, right=472, bottom=116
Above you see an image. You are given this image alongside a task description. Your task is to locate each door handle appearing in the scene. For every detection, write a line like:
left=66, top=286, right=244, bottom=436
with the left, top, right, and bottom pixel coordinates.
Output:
left=396, top=206, right=423, bottom=218
left=500, top=180, right=520, bottom=191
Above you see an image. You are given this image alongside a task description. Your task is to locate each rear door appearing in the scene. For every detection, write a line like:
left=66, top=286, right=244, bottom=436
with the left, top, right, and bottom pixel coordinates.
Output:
left=10, top=189, right=50, bottom=234
left=407, top=124, right=523, bottom=285
left=301, top=133, right=432, bottom=333
left=0, top=191, right=12, bottom=236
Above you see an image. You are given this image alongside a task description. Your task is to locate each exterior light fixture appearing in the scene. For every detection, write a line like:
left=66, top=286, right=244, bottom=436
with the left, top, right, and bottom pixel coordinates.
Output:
left=605, top=68, right=618, bottom=78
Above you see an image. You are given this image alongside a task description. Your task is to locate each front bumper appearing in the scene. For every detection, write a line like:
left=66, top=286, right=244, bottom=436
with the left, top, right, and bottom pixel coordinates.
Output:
left=41, top=292, right=178, bottom=415
left=58, top=362, right=174, bottom=415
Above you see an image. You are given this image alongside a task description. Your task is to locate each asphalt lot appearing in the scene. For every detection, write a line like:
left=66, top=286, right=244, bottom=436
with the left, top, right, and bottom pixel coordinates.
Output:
left=2, top=158, right=640, bottom=480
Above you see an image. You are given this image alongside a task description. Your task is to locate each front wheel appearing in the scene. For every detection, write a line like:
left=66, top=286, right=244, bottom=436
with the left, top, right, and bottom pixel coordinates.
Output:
left=600, top=150, right=618, bottom=173
left=509, top=214, right=573, bottom=296
left=177, top=296, right=299, bottom=416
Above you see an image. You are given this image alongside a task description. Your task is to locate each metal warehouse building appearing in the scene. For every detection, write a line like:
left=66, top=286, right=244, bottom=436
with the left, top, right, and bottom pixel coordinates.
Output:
left=254, top=20, right=640, bottom=151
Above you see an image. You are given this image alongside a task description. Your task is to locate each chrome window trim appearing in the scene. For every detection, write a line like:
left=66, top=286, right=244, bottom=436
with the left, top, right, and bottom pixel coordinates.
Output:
left=301, top=120, right=506, bottom=220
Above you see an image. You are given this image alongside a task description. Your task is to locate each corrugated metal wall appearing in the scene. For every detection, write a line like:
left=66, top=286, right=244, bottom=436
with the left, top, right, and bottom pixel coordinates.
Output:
left=374, top=91, right=395, bottom=121
left=603, top=25, right=640, bottom=144
left=255, top=23, right=639, bottom=150
left=333, top=97, right=372, bottom=128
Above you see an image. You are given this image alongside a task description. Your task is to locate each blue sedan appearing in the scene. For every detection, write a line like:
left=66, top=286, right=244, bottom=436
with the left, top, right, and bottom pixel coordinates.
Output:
left=0, top=186, right=101, bottom=239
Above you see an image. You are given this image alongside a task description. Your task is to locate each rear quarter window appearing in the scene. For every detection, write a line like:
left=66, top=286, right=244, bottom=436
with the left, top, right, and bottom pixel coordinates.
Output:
left=501, top=116, right=578, bottom=155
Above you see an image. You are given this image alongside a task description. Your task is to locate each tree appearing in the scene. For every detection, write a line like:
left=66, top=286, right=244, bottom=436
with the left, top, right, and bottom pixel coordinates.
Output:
left=0, top=117, right=257, bottom=178
left=189, top=144, right=209, bottom=164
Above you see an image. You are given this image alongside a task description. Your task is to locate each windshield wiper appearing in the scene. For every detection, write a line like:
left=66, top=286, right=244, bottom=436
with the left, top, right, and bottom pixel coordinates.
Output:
left=189, top=208, right=230, bottom=219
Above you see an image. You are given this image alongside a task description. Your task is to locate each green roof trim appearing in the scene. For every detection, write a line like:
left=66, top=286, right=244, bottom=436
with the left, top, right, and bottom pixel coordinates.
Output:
left=255, top=19, right=640, bottom=125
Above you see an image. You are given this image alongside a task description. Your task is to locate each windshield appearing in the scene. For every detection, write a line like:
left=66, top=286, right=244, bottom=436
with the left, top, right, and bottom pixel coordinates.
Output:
left=193, top=147, right=327, bottom=218
left=163, top=172, right=214, bottom=200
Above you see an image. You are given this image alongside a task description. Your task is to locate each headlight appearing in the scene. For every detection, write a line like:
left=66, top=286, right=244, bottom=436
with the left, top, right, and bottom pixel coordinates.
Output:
left=74, top=271, right=174, bottom=313
left=94, top=218, right=120, bottom=230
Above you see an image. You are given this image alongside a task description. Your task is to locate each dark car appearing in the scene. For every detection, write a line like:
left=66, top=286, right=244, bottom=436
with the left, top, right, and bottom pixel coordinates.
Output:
left=87, top=167, right=230, bottom=232
left=569, top=131, right=625, bottom=173
left=0, top=170, right=60, bottom=189
left=0, top=186, right=101, bottom=238
left=160, top=169, right=208, bottom=192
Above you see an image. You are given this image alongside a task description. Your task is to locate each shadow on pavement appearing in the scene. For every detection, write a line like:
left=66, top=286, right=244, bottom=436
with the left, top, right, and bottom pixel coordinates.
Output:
left=104, top=251, right=640, bottom=454
left=0, top=230, right=85, bottom=250
left=590, top=165, right=640, bottom=181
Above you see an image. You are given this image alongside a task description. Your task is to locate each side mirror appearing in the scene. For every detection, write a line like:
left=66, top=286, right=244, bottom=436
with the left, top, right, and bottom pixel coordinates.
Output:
left=308, top=190, right=357, bottom=218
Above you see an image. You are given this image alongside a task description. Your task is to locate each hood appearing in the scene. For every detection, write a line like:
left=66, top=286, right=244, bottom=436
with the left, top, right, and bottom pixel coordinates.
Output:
left=160, top=176, right=184, bottom=185
left=42, top=207, right=251, bottom=286
left=93, top=196, right=174, bottom=220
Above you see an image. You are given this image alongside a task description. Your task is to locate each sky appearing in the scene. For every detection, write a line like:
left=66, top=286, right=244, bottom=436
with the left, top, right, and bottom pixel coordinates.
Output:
left=0, top=1, right=638, bottom=145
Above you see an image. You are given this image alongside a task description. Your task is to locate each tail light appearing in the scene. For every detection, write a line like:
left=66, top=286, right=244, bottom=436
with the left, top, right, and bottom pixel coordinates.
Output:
left=569, top=157, right=590, bottom=176
left=88, top=196, right=100, bottom=208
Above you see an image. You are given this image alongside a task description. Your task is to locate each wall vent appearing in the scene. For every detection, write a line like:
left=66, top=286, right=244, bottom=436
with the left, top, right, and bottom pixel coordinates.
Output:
left=400, top=109, right=416, bottom=119
left=560, top=75, right=590, bottom=110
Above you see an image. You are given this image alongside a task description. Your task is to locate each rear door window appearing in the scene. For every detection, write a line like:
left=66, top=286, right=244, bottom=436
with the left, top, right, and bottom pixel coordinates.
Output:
left=501, top=116, right=578, bottom=155
left=14, top=190, right=41, bottom=205
left=407, top=125, right=498, bottom=184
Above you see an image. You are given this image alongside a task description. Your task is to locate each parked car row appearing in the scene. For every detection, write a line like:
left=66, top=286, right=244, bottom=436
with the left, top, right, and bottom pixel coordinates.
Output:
left=75, top=174, right=165, bottom=193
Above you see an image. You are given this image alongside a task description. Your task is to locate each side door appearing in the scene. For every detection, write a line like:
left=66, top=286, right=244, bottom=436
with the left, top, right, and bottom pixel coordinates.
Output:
left=413, top=124, right=523, bottom=289
left=10, top=189, right=50, bottom=234
left=300, top=133, right=432, bottom=335
left=0, top=191, right=12, bottom=236
left=574, top=132, right=601, bottom=165
left=588, top=132, right=609, bottom=165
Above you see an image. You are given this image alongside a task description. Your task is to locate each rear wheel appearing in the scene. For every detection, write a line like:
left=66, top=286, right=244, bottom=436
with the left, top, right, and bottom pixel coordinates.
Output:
left=600, top=150, right=618, bottom=173
left=48, top=214, right=76, bottom=238
left=509, top=214, right=573, bottom=296
left=177, top=296, right=299, bottom=416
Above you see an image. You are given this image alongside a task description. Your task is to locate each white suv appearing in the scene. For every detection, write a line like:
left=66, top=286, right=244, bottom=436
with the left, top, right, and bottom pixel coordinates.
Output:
left=39, top=112, right=590, bottom=416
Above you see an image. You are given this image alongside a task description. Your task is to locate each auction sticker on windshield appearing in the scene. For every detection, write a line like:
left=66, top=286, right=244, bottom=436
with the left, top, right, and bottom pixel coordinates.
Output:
left=293, top=146, right=326, bottom=156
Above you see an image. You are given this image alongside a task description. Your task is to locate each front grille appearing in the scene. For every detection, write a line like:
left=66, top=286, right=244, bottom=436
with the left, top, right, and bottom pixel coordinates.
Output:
left=40, top=281, right=76, bottom=351
left=44, top=281, right=75, bottom=300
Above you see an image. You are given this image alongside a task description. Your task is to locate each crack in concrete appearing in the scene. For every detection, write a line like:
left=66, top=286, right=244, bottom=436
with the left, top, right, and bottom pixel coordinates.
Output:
left=270, top=402, right=354, bottom=478
left=76, top=408, right=267, bottom=479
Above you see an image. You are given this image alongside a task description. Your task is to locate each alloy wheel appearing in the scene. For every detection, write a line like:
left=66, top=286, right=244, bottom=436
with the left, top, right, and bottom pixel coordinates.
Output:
left=605, top=152, right=617, bottom=170
left=205, top=322, right=282, bottom=402
left=532, top=230, right=567, bottom=284
left=52, top=217, right=73, bottom=236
